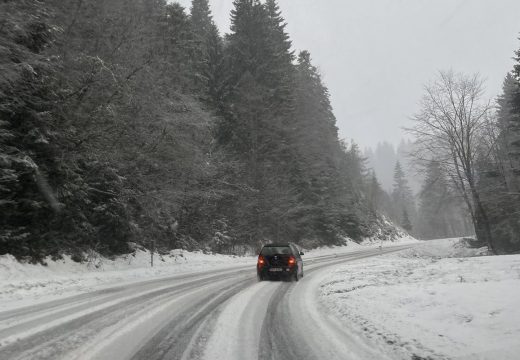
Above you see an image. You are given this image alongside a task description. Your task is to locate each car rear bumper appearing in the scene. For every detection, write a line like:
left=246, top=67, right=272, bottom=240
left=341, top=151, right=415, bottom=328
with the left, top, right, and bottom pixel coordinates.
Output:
left=257, top=266, right=296, bottom=278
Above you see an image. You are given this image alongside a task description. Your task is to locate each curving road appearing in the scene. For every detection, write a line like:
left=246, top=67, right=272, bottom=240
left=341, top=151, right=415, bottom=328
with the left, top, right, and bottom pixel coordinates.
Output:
left=0, top=245, right=411, bottom=360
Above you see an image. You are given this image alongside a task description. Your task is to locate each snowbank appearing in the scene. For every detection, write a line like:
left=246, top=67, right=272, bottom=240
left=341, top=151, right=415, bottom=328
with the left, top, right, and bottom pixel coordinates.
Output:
left=318, top=238, right=520, bottom=359
left=0, top=250, right=255, bottom=310
left=403, top=237, right=489, bottom=258
left=303, top=235, right=419, bottom=258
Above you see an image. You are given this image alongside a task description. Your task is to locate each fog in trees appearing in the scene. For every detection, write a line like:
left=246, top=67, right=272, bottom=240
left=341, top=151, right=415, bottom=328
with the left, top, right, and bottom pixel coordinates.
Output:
left=408, top=67, right=520, bottom=253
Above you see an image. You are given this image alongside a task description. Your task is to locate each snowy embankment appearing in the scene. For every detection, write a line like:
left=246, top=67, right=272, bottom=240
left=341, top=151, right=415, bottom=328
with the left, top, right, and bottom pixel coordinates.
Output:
left=0, top=236, right=416, bottom=311
left=305, top=235, right=418, bottom=258
left=319, top=238, right=520, bottom=360
left=0, top=250, right=255, bottom=311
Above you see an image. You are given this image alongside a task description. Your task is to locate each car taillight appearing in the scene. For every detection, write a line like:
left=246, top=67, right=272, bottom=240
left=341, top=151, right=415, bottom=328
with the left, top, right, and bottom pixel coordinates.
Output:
left=257, top=255, right=265, bottom=268
left=288, top=256, right=296, bottom=266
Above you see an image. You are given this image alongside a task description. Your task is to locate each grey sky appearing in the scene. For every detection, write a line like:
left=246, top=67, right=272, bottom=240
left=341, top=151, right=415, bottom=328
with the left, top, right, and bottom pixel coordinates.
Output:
left=176, top=0, right=520, bottom=149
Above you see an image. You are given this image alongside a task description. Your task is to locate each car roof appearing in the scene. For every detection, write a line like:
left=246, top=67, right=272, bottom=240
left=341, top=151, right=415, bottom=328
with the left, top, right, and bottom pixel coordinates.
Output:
left=263, top=243, right=292, bottom=247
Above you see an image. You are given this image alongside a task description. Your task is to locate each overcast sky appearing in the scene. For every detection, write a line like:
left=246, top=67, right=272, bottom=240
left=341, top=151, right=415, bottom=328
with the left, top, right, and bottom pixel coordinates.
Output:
left=176, top=0, right=520, bottom=149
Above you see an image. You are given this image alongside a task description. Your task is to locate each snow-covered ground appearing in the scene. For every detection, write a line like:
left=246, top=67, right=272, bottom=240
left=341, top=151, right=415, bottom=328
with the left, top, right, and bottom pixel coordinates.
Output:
left=304, top=235, right=418, bottom=258
left=3, top=237, right=517, bottom=359
left=318, top=238, right=520, bottom=360
left=0, top=236, right=416, bottom=311
left=0, top=250, right=255, bottom=311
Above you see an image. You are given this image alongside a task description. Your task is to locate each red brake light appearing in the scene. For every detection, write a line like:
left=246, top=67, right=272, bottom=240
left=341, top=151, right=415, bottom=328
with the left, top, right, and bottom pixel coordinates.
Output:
left=258, top=255, right=265, bottom=268
left=288, top=256, right=296, bottom=266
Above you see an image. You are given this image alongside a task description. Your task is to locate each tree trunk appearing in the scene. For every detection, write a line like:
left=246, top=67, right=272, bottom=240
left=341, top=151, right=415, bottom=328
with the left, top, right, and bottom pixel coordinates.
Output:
left=470, top=186, right=497, bottom=254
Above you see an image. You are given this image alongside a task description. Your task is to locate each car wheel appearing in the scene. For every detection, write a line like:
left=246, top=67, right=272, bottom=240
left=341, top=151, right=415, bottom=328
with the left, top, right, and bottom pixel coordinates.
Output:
left=293, top=271, right=299, bottom=282
left=257, top=273, right=263, bottom=282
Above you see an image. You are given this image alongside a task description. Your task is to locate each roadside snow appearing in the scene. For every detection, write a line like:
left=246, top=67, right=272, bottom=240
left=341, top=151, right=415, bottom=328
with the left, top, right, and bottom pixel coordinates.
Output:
left=318, top=238, right=520, bottom=359
left=0, top=235, right=417, bottom=311
left=303, top=235, right=418, bottom=258
left=0, top=250, right=254, bottom=310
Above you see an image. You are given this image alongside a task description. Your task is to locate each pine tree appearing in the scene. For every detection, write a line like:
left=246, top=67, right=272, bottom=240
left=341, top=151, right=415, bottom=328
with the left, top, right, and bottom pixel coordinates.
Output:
left=0, top=0, right=57, bottom=258
left=477, top=67, right=520, bottom=253
left=264, top=0, right=295, bottom=111
left=392, top=161, right=416, bottom=230
left=366, top=171, right=383, bottom=215
left=508, top=42, right=520, bottom=191
left=401, top=208, right=412, bottom=232
left=216, top=0, right=298, bottom=244
left=513, top=39, right=520, bottom=110
left=494, top=74, right=520, bottom=192
left=290, top=52, right=372, bottom=243
left=290, top=51, right=345, bottom=243
left=392, top=162, right=411, bottom=204
left=190, top=0, right=212, bottom=32
left=189, top=0, right=223, bottom=100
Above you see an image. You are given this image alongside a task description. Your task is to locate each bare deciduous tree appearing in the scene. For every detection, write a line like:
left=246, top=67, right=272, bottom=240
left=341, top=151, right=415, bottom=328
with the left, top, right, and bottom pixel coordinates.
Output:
left=407, top=70, right=496, bottom=253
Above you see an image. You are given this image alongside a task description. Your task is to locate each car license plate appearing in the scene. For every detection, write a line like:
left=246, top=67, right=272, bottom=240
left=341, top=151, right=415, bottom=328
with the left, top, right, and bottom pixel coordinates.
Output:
left=269, top=268, right=283, bottom=272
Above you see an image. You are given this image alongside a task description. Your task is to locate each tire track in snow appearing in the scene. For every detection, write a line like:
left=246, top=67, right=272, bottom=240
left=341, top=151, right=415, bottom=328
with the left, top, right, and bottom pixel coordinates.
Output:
left=0, top=265, right=252, bottom=323
left=0, top=245, right=413, bottom=360
left=257, top=248, right=408, bottom=360
left=258, top=282, right=311, bottom=360
left=0, top=271, right=247, bottom=360
left=129, top=276, right=254, bottom=360
left=201, top=280, right=280, bottom=360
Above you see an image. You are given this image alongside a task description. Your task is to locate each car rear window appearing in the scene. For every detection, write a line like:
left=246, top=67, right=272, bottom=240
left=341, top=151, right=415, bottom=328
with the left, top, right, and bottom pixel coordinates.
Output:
left=260, top=246, right=292, bottom=255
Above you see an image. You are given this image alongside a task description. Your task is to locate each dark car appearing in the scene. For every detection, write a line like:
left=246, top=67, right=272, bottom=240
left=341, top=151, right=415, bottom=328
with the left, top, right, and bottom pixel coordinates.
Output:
left=257, top=243, right=304, bottom=281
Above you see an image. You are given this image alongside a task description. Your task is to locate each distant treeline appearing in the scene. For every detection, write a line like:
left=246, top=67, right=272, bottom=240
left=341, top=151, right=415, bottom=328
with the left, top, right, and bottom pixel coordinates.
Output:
left=365, top=142, right=474, bottom=241
left=0, top=0, right=401, bottom=261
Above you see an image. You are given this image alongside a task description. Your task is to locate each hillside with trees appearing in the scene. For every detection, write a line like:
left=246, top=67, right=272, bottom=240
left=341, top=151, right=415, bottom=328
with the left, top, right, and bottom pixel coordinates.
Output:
left=0, top=0, right=399, bottom=262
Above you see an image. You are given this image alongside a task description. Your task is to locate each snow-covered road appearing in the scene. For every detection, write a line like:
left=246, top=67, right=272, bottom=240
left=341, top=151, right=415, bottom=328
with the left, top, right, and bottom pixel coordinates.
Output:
left=0, top=245, right=412, bottom=360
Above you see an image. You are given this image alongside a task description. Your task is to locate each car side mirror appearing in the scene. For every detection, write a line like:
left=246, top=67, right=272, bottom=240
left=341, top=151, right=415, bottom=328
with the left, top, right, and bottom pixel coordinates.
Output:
left=299, top=251, right=304, bottom=256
